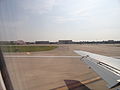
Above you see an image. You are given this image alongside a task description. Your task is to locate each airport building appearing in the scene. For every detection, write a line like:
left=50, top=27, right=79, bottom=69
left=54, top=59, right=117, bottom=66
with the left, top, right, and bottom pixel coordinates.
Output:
left=58, top=40, right=73, bottom=44
left=35, top=41, right=49, bottom=44
left=16, top=40, right=26, bottom=45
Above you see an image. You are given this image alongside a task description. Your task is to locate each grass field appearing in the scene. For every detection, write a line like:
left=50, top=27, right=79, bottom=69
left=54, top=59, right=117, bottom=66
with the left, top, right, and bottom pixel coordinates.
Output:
left=0, top=45, right=58, bottom=52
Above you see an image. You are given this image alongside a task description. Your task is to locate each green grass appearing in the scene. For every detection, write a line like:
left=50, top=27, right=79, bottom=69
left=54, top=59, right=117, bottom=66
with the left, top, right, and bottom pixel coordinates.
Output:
left=0, top=45, right=58, bottom=52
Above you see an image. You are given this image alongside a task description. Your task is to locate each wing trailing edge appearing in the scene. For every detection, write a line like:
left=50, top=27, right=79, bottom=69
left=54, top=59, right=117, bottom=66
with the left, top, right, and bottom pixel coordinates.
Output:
left=74, top=50, right=120, bottom=88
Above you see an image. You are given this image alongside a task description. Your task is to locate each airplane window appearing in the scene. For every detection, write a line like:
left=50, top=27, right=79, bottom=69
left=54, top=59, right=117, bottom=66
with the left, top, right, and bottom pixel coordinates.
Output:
left=0, top=0, right=120, bottom=90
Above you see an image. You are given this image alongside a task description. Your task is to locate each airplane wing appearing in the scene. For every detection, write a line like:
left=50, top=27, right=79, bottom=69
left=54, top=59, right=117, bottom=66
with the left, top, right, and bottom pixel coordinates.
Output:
left=74, top=50, right=120, bottom=88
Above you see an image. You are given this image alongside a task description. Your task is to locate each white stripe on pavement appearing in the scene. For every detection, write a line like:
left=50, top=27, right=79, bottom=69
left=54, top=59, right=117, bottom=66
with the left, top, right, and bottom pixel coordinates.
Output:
left=4, top=55, right=120, bottom=59
left=4, top=56, right=82, bottom=58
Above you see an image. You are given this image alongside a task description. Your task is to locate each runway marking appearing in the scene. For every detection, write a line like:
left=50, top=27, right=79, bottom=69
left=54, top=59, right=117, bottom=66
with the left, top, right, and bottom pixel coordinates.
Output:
left=4, top=55, right=120, bottom=59
left=4, top=55, right=82, bottom=58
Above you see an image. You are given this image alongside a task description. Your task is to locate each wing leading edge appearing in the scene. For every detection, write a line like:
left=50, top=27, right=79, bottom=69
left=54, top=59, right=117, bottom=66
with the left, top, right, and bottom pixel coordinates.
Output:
left=74, top=50, right=120, bottom=88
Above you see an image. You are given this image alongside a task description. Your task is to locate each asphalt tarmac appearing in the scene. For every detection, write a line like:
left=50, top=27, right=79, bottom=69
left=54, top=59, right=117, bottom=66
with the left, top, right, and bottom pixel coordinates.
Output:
left=3, top=44, right=120, bottom=90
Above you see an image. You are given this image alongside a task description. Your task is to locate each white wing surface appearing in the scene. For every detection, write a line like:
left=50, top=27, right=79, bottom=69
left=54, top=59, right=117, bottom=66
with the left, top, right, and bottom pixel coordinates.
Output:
left=74, top=50, right=120, bottom=88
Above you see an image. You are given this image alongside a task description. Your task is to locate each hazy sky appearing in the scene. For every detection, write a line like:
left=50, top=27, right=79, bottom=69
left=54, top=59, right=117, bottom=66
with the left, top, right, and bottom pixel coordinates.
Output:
left=0, top=0, right=120, bottom=41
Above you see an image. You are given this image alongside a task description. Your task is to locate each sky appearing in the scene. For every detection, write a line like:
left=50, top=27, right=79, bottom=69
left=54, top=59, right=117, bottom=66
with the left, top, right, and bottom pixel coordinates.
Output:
left=0, top=0, right=120, bottom=41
